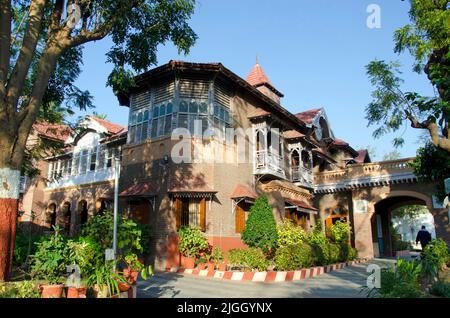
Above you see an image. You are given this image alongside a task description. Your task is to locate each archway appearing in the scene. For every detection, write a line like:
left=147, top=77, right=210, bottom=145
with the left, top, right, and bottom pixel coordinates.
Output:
left=62, top=202, right=71, bottom=234
left=46, top=203, right=57, bottom=229
left=78, top=200, right=88, bottom=226
left=95, top=199, right=108, bottom=216
left=372, top=194, right=432, bottom=258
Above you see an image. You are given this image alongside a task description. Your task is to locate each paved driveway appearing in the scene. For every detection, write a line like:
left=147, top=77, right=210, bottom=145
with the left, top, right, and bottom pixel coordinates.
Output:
left=137, top=263, right=373, bottom=298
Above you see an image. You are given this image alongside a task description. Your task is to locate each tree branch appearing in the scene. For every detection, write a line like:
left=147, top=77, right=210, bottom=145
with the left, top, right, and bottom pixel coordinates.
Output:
left=6, top=0, right=47, bottom=114
left=0, top=0, right=11, bottom=97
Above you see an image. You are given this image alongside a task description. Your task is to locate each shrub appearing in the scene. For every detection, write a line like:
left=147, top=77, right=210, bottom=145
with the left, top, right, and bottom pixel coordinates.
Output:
left=66, top=237, right=104, bottom=278
left=307, top=230, right=328, bottom=246
left=274, top=244, right=314, bottom=271
left=30, top=227, right=69, bottom=284
left=0, top=281, right=40, bottom=298
left=178, top=226, right=209, bottom=258
left=423, top=239, right=449, bottom=270
left=339, top=242, right=358, bottom=262
left=329, top=219, right=351, bottom=243
left=226, top=248, right=269, bottom=272
left=212, top=247, right=224, bottom=263
left=430, top=281, right=450, bottom=298
left=277, top=220, right=307, bottom=248
left=241, top=196, right=278, bottom=254
left=310, top=242, right=329, bottom=265
left=378, top=259, right=424, bottom=298
left=81, top=211, right=149, bottom=256
left=328, top=243, right=341, bottom=264
left=13, top=224, right=44, bottom=267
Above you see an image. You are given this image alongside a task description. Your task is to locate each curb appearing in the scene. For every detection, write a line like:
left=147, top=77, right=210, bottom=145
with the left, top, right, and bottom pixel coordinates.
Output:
left=167, top=259, right=366, bottom=283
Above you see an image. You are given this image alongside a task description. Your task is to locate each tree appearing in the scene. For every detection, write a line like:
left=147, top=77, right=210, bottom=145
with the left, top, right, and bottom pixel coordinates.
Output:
left=365, top=0, right=450, bottom=151
left=0, top=0, right=197, bottom=281
left=410, top=142, right=450, bottom=200
left=383, top=149, right=403, bottom=161
left=241, top=196, right=278, bottom=254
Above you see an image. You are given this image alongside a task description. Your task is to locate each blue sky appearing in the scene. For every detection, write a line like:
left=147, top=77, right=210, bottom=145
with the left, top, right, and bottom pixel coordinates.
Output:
left=73, top=0, right=435, bottom=160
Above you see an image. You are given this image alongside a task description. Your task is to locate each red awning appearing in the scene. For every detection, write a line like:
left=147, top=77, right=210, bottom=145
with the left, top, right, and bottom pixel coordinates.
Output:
left=284, top=198, right=318, bottom=214
left=168, top=176, right=216, bottom=197
left=120, top=182, right=156, bottom=197
left=231, top=184, right=257, bottom=199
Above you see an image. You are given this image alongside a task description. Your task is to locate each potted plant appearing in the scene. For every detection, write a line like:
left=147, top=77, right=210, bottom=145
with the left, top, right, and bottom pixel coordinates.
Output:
left=204, top=248, right=215, bottom=271
left=87, top=262, right=128, bottom=298
left=178, top=226, right=209, bottom=269
left=30, top=226, right=67, bottom=298
left=197, top=258, right=207, bottom=270
left=212, top=247, right=226, bottom=271
left=120, top=253, right=154, bottom=287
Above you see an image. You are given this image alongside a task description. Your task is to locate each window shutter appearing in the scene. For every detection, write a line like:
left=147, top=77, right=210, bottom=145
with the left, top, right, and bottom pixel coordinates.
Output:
left=200, top=198, right=206, bottom=232
left=175, top=198, right=182, bottom=230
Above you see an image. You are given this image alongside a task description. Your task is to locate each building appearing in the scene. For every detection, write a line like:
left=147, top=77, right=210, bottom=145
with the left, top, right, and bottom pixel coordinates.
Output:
left=21, top=60, right=449, bottom=270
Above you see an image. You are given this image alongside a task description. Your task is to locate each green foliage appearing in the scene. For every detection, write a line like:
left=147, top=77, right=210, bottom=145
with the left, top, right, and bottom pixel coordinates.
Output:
left=66, top=237, right=104, bottom=278
left=365, top=0, right=450, bottom=152
left=0, top=281, right=40, bottom=298
left=274, top=244, right=314, bottom=271
left=329, top=219, right=351, bottom=243
left=86, top=262, right=127, bottom=298
left=393, top=240, right=412, bottom=252
left=392, top=205, right=428, bottom=219
left=81, top=211, right=149, bottom=256
left=378, top=259, right=425, bottom=298
left=423, top=239, right=450, bottom=271
left=339, top=243, right=358, bottom=262
left=212, top=247, right=224, bottom=263
left=13, top=228, right=43, bottom=267
left=30, top=227, right=68, bottom=284
left=328, top=243, right=341, bottom=264
left=226, top=248, right=269, bottom=272
left=276, top=220, right=307, bottom=248
left=430, top=281, right=450, bottom=298
left=411, top=143, right=450, bottom=200
left=178, top=226, right=209, bottom=258
left=242, top=196, right=278, bottom=254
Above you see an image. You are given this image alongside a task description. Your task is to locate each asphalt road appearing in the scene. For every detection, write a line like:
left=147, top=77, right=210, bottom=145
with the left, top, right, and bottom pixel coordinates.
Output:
left=137, top=263, right=373, bottom=298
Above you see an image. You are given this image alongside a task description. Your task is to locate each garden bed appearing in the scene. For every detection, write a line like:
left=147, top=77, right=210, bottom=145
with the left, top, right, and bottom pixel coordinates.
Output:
left=167, top=259, right=367, bottom=283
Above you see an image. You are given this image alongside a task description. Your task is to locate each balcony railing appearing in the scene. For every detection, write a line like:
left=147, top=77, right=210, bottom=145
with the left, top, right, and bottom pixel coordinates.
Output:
left=314, top=158, right=415, bottom=185
left=291, top=166, right=313, bottom=188
left=255, top=150, right=285, bottom=178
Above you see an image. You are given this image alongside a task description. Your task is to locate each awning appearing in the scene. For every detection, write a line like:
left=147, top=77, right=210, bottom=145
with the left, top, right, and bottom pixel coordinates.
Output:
left=284, top=198, right=318, bottom=214
left=168, top=176, right=216, bottom=198
left=231, top=184, right=257, bottom=200
left=120, top=182, right=156, bottom=197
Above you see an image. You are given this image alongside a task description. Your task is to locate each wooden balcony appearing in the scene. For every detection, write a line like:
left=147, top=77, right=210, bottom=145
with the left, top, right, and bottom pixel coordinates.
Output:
left=292, top=166, right=314, bottom=189
left=254, top=150, right=285, bottom=179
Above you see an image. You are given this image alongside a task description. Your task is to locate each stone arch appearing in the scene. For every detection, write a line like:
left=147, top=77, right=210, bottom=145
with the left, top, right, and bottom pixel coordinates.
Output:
left=77, top=200, right=89, bottom=226
left=371, top=190, right=434, bottom=213
left=46, top=202, right=57, bottom=229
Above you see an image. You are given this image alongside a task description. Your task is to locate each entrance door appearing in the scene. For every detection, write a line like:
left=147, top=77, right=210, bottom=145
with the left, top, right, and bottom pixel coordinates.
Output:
left=128, top=199, right=151, bottom=225
left=235, top=204, right=246, bottom=234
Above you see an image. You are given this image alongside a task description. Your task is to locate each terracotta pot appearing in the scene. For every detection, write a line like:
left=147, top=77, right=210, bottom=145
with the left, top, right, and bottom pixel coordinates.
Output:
left=40, top=284, right=64, bottom=298
left=183, top=257, right=195, bottom=269
left=198, top=263, right=206, bottom=270
left=66, top=286, right=87, bottom=298
left=93, top=284, right=109, bottom=298
left=218, top=262, right=227, bottom=271
left=206, top=261, right=215, bottom=272
left=123, top=268, right=139, bottom=284
left=118, top=282, right=131, bottom=292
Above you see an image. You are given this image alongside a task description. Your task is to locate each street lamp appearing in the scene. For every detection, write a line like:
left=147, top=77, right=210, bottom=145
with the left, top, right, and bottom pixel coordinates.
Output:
left=112, top=149, right=121, bottom=270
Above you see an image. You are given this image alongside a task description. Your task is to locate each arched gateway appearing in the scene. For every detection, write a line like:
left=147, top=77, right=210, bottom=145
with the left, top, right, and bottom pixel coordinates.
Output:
left=314, top=158, right=449, bottom=259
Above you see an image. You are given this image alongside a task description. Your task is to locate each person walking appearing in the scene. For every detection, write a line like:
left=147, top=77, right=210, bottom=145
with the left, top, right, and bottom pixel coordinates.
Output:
left=415, top=225, right=432, bottom=250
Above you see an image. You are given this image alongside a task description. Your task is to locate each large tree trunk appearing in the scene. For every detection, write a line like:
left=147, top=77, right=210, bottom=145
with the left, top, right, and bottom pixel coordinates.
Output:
left=0, top=167, right=20, bottom=281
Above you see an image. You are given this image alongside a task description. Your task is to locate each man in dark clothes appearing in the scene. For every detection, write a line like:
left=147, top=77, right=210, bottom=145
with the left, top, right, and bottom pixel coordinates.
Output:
left=416, top=225, right=432, bottom=250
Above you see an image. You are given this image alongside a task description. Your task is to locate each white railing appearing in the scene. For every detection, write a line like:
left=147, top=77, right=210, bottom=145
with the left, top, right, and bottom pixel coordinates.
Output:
left=255, top=150, right=285, bottom=177
left=292, top=166, right=313, bottom=188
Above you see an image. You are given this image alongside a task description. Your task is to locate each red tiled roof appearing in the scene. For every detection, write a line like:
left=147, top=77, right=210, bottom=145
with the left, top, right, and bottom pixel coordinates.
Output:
left=296, top=108, right=321, bottom=124
left=120, top=182, right=156, bottom=197
left=246, top=62, right=273, bottom=87
left=284, top=198, right=318, bottom=212
left=231, top=184, right=257, bottom=199
left=247, top=108, right=270, bottom=119
left=332, top=139, right=349, bottom=147
left=355, top=149, right=370, bottom=163
left=90, top=116, right=127, bottom=135
left=169, top=176, right=216, bottom=193
left=283, top=130, right=305, bottom=139
left=33, top=122, right=72, bottom=142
